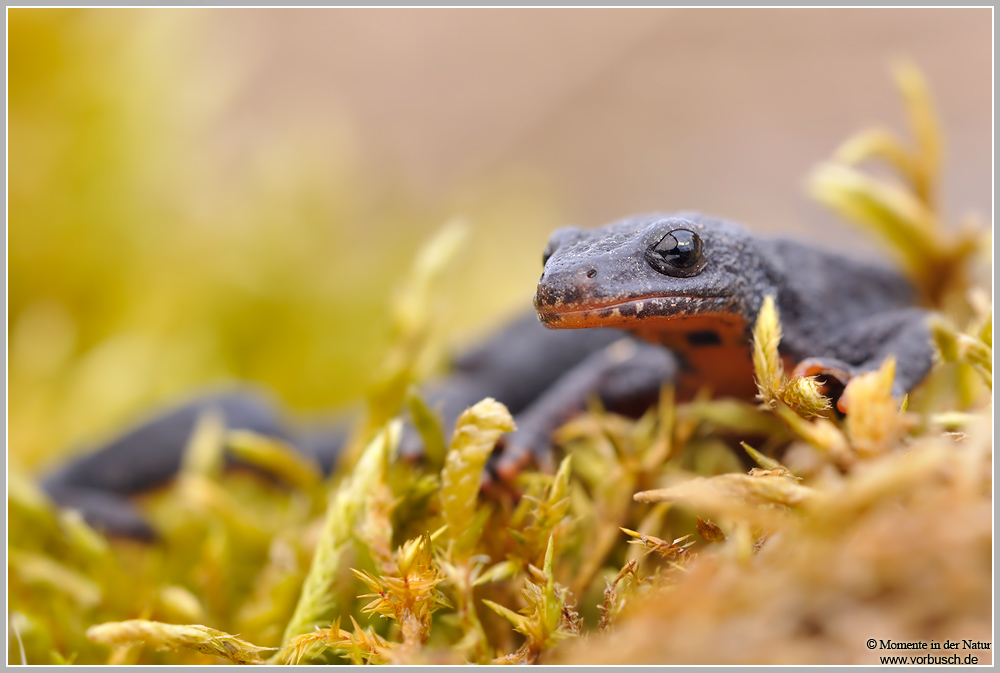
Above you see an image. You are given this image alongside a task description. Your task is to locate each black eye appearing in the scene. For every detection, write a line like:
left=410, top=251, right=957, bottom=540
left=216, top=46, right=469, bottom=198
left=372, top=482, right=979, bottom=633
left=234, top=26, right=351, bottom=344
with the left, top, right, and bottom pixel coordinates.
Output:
left=646, top=228, right=705, bottom=277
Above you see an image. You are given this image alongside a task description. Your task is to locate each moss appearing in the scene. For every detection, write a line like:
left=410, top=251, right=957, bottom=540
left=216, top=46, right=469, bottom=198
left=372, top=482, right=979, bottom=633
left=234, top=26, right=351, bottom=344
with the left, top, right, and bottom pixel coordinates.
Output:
left=8, top=20, right=991, bottom=666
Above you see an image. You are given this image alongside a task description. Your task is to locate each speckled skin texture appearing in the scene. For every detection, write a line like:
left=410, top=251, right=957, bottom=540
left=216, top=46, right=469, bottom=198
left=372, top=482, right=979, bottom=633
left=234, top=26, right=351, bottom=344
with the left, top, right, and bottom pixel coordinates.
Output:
left=535, top=212, right=934, bottom=400
left=40, top=212, right=936, bottom=537
left=537, top=213, right=765, bottom=327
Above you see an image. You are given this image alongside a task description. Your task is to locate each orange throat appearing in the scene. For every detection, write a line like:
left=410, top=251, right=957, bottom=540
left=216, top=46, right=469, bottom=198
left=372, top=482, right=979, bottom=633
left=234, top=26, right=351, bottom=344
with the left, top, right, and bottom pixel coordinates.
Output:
left=630, top=313, right=761, bottom=400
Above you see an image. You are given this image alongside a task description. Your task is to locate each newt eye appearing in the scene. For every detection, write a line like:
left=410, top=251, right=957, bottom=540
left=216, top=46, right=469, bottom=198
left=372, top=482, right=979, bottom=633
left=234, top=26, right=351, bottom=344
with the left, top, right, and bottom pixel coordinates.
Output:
left=646, top=228, right=705, bottom=277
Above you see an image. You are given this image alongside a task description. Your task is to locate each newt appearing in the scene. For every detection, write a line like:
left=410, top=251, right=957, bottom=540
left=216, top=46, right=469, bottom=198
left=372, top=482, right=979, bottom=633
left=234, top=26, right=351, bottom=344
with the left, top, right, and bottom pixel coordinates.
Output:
left=499, top=211, right=934, bottom=475
left=38, top=212, right=935, bottom=538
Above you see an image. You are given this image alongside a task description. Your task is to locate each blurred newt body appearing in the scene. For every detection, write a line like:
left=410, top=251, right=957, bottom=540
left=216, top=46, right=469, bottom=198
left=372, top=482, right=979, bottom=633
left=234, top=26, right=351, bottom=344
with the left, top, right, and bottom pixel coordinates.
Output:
left=41, top=213, right=935, bottom=538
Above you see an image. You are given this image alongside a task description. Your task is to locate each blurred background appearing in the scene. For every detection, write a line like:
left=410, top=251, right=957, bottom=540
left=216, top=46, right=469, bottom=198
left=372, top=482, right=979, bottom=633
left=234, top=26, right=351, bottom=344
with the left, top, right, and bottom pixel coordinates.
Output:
left=8, top=8, right=992, bottom=471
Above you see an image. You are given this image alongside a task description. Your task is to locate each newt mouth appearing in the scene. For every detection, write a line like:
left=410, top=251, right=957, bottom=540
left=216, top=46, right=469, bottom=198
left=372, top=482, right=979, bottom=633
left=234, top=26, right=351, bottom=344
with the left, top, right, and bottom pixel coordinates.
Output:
left=535, top=294, right=727, bottom=329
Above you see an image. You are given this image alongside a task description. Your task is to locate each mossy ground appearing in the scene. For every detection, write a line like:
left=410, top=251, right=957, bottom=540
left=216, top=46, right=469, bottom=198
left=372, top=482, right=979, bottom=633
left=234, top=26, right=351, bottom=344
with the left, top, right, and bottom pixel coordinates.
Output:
left=8, top=14, right=992, bottom=667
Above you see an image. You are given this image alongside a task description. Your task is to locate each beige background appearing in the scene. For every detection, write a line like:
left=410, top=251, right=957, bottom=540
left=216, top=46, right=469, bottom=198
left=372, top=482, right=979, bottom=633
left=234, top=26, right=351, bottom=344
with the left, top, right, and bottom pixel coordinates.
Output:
left=203, top=8, right=991, bottom=237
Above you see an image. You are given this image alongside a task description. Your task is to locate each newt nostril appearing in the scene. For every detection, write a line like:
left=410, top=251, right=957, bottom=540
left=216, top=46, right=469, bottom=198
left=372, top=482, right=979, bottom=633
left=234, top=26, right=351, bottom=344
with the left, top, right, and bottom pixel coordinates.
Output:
left=586, top=269, right=597, bottom=278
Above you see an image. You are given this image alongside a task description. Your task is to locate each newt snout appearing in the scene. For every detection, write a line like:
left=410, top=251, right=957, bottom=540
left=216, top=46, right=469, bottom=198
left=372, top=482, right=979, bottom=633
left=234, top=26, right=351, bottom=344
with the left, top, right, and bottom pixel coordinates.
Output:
left=535, top=264, right=600, bottom=326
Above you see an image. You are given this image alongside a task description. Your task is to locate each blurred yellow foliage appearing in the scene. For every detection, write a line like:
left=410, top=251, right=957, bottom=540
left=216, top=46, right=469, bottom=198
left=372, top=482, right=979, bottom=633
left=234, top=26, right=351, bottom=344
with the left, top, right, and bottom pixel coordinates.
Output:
left=6, top=13, right=991, bottom=667
left=9, top=10, right=559, bottom=472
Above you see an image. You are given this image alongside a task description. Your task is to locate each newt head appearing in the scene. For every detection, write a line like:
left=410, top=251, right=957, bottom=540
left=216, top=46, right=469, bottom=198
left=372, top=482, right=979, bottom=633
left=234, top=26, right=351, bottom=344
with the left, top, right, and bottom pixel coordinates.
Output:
left=534, top=213, right=765, bottom=331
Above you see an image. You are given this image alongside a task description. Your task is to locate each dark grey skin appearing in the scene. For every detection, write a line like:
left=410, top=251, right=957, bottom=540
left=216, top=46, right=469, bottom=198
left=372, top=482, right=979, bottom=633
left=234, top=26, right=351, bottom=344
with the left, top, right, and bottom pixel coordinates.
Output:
left=38, top=212, right=933, bottom=538
left=532, top=211, right=934, bottom=407
left=40, top=314, right=668, bottom=539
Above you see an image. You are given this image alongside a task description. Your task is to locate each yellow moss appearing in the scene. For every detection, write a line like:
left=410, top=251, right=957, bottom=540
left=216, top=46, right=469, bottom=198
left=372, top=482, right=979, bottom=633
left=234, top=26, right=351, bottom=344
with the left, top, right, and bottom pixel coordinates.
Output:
left=280, top=420, right=400, bottom=646
left=440, top=398, right=516, bottom=554
left=752, top=295, right=831, bottom=418
left=842, top=358, right=907, bottom=458
left=86, top=620, right=275, bottom=664
left=225, top=430, right=324, bottom=498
